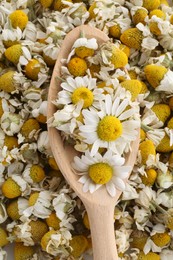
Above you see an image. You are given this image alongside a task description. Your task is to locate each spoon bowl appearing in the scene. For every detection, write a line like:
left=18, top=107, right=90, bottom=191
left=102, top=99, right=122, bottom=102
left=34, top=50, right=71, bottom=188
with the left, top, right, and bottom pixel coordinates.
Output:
left=47, top=25, right=140, bottom=260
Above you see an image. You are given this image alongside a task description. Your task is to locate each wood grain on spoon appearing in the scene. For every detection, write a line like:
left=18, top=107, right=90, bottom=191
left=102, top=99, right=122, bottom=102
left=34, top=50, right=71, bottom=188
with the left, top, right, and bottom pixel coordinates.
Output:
left=47, top=25, right=140, bottom=260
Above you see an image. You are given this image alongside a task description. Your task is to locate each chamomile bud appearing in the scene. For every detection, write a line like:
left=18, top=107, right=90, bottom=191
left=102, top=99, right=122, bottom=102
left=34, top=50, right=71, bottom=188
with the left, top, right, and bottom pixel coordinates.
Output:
left=120, top=28, right=143, bottom=50
left=67, top=57, right=87, bottom=76
left=151, top=231, right=171, bottom=247
left=14, top=242, right=35, bottom=260
left=151, top=104, right=171, bottom=124
left=0, top=227, right=9, bottom=247
left=142, top=0, right=160, bottom=11
left=0, top=71, right=19, bottom=93
left=139, top=139, right=156, bottom=164
left=121, top=80, right=142, bottom=101
left=9, top=10, right=28, bottom=30
left=70, top=235, right=88, bottom=258
left=138, top=251, right=160, bottom=260
left=5, top=44, right=22, bottom=64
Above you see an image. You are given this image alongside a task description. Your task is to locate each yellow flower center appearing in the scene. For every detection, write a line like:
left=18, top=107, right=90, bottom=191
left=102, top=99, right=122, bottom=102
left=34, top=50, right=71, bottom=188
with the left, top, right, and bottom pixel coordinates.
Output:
left=151, top=232, right=171, bottom=247
left=71, top=87, right=94, bottom=108
left=97, top=116, right=122, bottom=141
left=89, top=163, right=113, bottom=184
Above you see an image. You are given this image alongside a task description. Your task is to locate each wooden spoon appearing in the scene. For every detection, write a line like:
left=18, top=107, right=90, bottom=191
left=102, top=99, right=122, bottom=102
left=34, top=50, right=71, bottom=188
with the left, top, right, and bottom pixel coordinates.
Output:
left=47, top=24, right=140, bottom=260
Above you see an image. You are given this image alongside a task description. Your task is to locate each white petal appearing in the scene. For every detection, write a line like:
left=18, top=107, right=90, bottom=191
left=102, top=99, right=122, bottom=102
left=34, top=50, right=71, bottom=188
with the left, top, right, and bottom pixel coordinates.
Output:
left=115, top=98, right=129, bottom=117
left=106, top=182, right=116, bottom=197
left=112, top=177, right=126, bottom=191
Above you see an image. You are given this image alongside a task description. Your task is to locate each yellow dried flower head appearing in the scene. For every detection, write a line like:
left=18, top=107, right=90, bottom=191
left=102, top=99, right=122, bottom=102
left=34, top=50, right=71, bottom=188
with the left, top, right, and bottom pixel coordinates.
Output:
left=0, top=71, right=17, bottom=93
left=2, top=177, right=21, bottom=199
left=110, top=47, right=128, bottom=69
left=9, top=10, right=28, bottom=30
left=30, top=219, right=48, bottom=243
left=109, top=24, right=121, bottom=39
left=139, top=139, right=156, bottom=164
left=20, top=118, right=40, bottom=138
left=142, top=0, right=160, bottom=11
left=70, top=235, right=88, bottom=257
left=130, top=230, right=148, bottom=250
left=141, top=168, right=157, bottom=186
left=0, top=227, right=9, bottom=247
left=29, top=165, right=45, bottom=183
left=120, top=28, right=143, bottom=50
left=120, top=79, right=142, bottom=101
left=28, top=192, right=40, bottom=206
left=151, top=232, right=171, bottom=247
left=132, top=8, right=148, bottom=25
left=4, top=135, right=18, bottom=150
left=149, top=9, right=166, bottom=19
left=5, top=44, right=22, bottom=64
left=53, top=0, right=72, bottom=11
left=167, top=117, right=173, bottom=129
left=138, top=251, right=160, bottom=260
left=75, top=46, right=94, bottom=59
left=88, top=2, right=97, bottom=20
left=24, top=59, right=41, bottom=81
left=48, top=157, right=59, bottom=170
left=83, top=212, right=90, bottom=229
left=156, top=134, right=173, bottom=153
left=144, top=64, right=167, bottom=88
left=119, top=44, right=130, bottom=57
left=67, top=57, right=87, bottom=76
left=151, top=104, right=171, bottom=123
left=149, top=22, right=161, bottom=36
left=140, top=128, right=146, bottom=141
left=43, top=53, right=56, bottom=67
left=7, top=199, right=20, bottom=220
left=41, top=230, right=57, bottom=251
left=14, top=242, right=35, bottom=260
left=39, top=0, right=54, bottom=8
left=46, top=212, right=60, bottom=230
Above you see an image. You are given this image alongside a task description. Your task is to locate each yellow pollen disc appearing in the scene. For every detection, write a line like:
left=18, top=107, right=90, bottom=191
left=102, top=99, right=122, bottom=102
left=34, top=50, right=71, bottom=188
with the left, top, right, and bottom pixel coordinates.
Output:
left=71, top=87, right=94, bottom=108
left=89, top=163, right=113, bottom=184
left=97, top=116, right=122, bottom=141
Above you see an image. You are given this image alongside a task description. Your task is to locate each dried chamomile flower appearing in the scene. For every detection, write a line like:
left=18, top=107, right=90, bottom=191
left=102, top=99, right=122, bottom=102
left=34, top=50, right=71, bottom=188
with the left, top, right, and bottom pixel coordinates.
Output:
left=142, top=0, right=161, bottom=11
left=120, top=27, right=143, bottom=50
left=3, top=135, right=19, bottom=150
left=0, top=227, right=9, bottom=247
left=24, top=190, right=52, bottom=218
left=137, top=251, right=160, bottom=259
left=73, top=37, right=98, bottom=58
left=9, top=10, right=28, bottom=30
left=2, top=28, right=23, bottom=48
left=139, top=139, right=156, bottom=164
left=5, top=44, right=23, bottom=64
left=2, top=175, right=30, bottom=199
left=39, top=0, right=54, bottom=8
left=23, top=164, right=45, bottom=183
left=20, top=118, right=40, bottom=139
left=151, top=231, right=171, bottom=247
left=7, top=197, right=28, bottom=220
left=156, top=133, right=173, bottom=153
left=45, top=211, right=61, bottom=230
left=67, top=56, right=88, bottom=76
left=131, top=6, right=148, bottom=25
left=41, top=228, right=72, bottom=257
left=0, top=71, right=20, bottom=93
left=24, top=59, right=41, bottom=81
left=156, top=169, right=173, bottom=188
left=37, top=131, right=52, bottom=156
left=53, top=0, right=72, bottom=11
left=151, top=103, right=171, bottom=125
left=70, top=235, right=88, bottom=257
left=14, top=242, right=36, bottom=260
left=140, top=168, right=157, bottom=186
left=120, top=79, right=142, bottom=101
left=1, top=112, right=23, bottom=136
left=130, top=230, right=148, bottom=250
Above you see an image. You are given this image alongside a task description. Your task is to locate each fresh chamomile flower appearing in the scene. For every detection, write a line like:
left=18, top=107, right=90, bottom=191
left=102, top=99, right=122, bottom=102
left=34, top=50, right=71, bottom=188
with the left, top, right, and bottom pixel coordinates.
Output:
left=23, top=190, right=52, bottom=219
left=79, top=94, right=140, bottom=156
left=72, top=150, right=132, bottom=197
left=14, top=242, right=35, bottom=260
left=54, top=75, right=104, bottom=110
left=144, top=64, right=173, bottom=94
left=41, top=228, right=72, bottom=257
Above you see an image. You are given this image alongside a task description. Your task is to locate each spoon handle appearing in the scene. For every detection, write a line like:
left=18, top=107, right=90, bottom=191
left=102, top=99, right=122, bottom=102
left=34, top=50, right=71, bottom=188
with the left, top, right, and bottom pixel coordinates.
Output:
left=85, top=203, right=118, bottom=260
